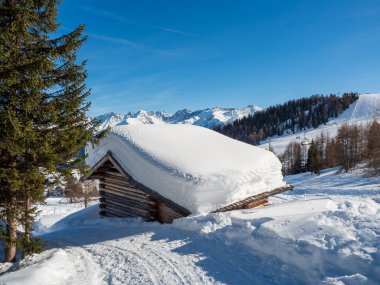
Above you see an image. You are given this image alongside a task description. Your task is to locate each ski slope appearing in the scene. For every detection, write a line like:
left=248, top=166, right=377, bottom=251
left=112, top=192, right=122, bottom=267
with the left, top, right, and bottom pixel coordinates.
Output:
left=0, top=168, right=379, bottom=285
left=260, top=93, right=380, bottom=155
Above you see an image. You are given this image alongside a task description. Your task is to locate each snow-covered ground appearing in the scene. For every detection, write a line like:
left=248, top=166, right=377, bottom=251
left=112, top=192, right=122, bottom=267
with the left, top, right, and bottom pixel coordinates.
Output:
left=0, top=168, right=379, bottom=285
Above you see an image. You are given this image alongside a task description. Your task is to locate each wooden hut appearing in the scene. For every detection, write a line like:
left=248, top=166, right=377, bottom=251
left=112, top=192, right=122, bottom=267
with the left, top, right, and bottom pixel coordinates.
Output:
left=82, top=150, right=292, bottom=224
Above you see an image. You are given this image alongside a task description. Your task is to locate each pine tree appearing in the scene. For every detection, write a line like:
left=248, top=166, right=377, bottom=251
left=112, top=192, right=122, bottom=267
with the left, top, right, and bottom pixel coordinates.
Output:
left=0, top=0, right=102, bottom=261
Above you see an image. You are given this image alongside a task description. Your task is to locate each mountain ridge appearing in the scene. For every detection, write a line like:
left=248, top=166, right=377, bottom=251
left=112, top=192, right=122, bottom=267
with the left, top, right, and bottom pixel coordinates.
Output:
left=96, top=105, right=262, bottom=131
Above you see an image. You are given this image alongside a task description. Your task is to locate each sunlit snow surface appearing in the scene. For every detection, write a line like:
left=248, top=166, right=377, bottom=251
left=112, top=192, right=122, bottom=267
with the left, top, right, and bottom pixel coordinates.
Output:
left=0, top=168, right=379, bottom=285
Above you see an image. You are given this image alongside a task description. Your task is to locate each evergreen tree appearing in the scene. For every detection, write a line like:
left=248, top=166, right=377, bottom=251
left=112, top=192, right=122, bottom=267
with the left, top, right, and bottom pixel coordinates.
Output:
left=0, top=0, right=102, bottom=261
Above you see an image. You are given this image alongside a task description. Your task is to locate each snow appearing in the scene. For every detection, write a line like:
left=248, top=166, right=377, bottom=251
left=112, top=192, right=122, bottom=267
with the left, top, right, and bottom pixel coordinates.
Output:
left=0, top=167, right=379, bottom=285
left=260, top=93, right=380, bottom=155
left=95, top=105, right=261, bottom=131
left=86, top=124, right=285, bottom=213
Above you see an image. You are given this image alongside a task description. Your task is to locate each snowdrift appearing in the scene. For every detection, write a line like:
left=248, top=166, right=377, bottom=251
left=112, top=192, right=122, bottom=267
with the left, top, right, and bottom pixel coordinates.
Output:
left=86, top=124, right=285, bottom=213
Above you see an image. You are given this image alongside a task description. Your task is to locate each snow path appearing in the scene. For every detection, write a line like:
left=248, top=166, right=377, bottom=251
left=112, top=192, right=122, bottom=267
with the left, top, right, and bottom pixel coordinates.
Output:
left=38, top=226, right=219, bottom=285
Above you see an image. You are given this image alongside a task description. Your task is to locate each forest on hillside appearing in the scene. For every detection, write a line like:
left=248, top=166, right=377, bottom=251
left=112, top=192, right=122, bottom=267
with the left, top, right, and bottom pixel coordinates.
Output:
left=215, top=93, right=359, bottom=145
left=280, top=120, right=380, bottom=176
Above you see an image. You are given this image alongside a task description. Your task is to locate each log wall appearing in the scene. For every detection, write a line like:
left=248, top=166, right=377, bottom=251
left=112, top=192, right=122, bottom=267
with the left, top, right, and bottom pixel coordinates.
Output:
left=90, top=161, right=187, bottom=223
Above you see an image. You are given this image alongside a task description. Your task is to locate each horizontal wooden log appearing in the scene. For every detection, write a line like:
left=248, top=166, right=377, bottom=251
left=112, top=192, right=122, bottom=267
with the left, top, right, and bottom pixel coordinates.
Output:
left=102, top=206, right=142, bottom=218
left=102, top=194, right=155, bottom=212
left=103, top=201, right=153, bottom=218
left=99, top=183, right=149, bottom=200
left=100, top=192, right=153, bottom=210
left=158, top=205, right=183, bottom=218
left=99, top=188, right=155, bottom=205
left=103, top=203, right=154, bottom=220
left=105, top=171, right=124, bottom=177
left=97, top=173, right=130, bottom=184
left=100, top=181, right=147, bottom=197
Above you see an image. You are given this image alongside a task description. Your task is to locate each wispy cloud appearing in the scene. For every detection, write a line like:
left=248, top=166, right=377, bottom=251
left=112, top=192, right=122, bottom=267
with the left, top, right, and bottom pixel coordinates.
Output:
left=61, top=25, right=183, bottom=57
left=89, top=33, right=145, bottom=50
left=81, top=6, right=194, bottom=37
left=153, top=26, right=194, bottom=36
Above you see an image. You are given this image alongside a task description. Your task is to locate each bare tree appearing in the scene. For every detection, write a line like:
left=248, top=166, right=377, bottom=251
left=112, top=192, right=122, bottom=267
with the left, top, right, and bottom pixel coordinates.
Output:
left=63, top=174, right=98, bottom=207
left=366, top=120, right=380, bottom=174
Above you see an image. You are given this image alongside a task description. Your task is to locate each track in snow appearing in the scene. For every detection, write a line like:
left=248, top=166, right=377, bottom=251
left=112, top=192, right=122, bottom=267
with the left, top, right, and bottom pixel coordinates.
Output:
left=79, top=233, right=214, bottom=285
left=38, top=224, right=221, bottom=285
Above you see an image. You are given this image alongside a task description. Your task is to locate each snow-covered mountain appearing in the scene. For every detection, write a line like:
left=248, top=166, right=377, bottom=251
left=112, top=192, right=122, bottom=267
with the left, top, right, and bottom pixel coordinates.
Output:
left=96, top=105, right=262, bottom=131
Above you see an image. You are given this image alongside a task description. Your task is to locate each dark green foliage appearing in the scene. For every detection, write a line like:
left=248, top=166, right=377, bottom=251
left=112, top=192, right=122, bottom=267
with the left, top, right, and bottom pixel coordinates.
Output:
left=0, top=0, right=102, bottom=261
left=215, top=93, right=358, bottom=145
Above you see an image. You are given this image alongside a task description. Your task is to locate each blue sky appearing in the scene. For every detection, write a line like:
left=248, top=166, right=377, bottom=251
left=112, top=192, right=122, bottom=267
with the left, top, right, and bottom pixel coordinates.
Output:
left=58, top=0, right=380, bottom=116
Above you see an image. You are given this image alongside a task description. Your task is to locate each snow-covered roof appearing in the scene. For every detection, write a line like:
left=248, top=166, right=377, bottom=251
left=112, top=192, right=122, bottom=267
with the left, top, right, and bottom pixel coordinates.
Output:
left=86, top=124, right=285, bottom=214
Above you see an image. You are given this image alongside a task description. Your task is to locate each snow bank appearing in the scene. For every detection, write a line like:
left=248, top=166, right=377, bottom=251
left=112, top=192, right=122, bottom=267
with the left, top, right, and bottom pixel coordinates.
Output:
left=173, top=197, right=380, bottom=284
left=0, top=249, right=103, bottom=285
left=86, top=124, right=285, bottom=213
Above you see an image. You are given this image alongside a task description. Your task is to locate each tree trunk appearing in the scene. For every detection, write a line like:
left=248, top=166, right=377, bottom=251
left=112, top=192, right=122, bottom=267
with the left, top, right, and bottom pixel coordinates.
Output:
left=22, top=196, right=31, bottom=259
left=4, top=208, right=17, bottom=262
left=84, top=195, right=88, bottom=208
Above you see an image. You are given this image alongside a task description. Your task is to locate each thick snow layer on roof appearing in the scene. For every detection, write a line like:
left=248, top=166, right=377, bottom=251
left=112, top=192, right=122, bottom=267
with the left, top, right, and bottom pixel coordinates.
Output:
left=86, top=124, right=285, bottom=213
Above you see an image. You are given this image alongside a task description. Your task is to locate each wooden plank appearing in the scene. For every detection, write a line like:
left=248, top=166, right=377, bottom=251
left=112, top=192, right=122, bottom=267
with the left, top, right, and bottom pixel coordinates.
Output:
left=104, top=201, right=153, bottom=218
left=96, top=173, right=130, bottom=184
left=102, top=206, right=142, bottom=218
left=243, top=198, right=268, bottom=209
left=103, top=203, right=154, bottom=220
left=100, top=191, right=154, bottom=209
left=159, top=205, right=182, bottom=218
left=101, top=187, right=150, bottom=203
left=100, top=181, right=147, bottom=196
left=213, top=185, right=293, bottom=213
left=99, top=184, right=150, bottom=201
left=104, top=171, right=124, bottom=177
left=102, top=194, right=154, bottom=212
